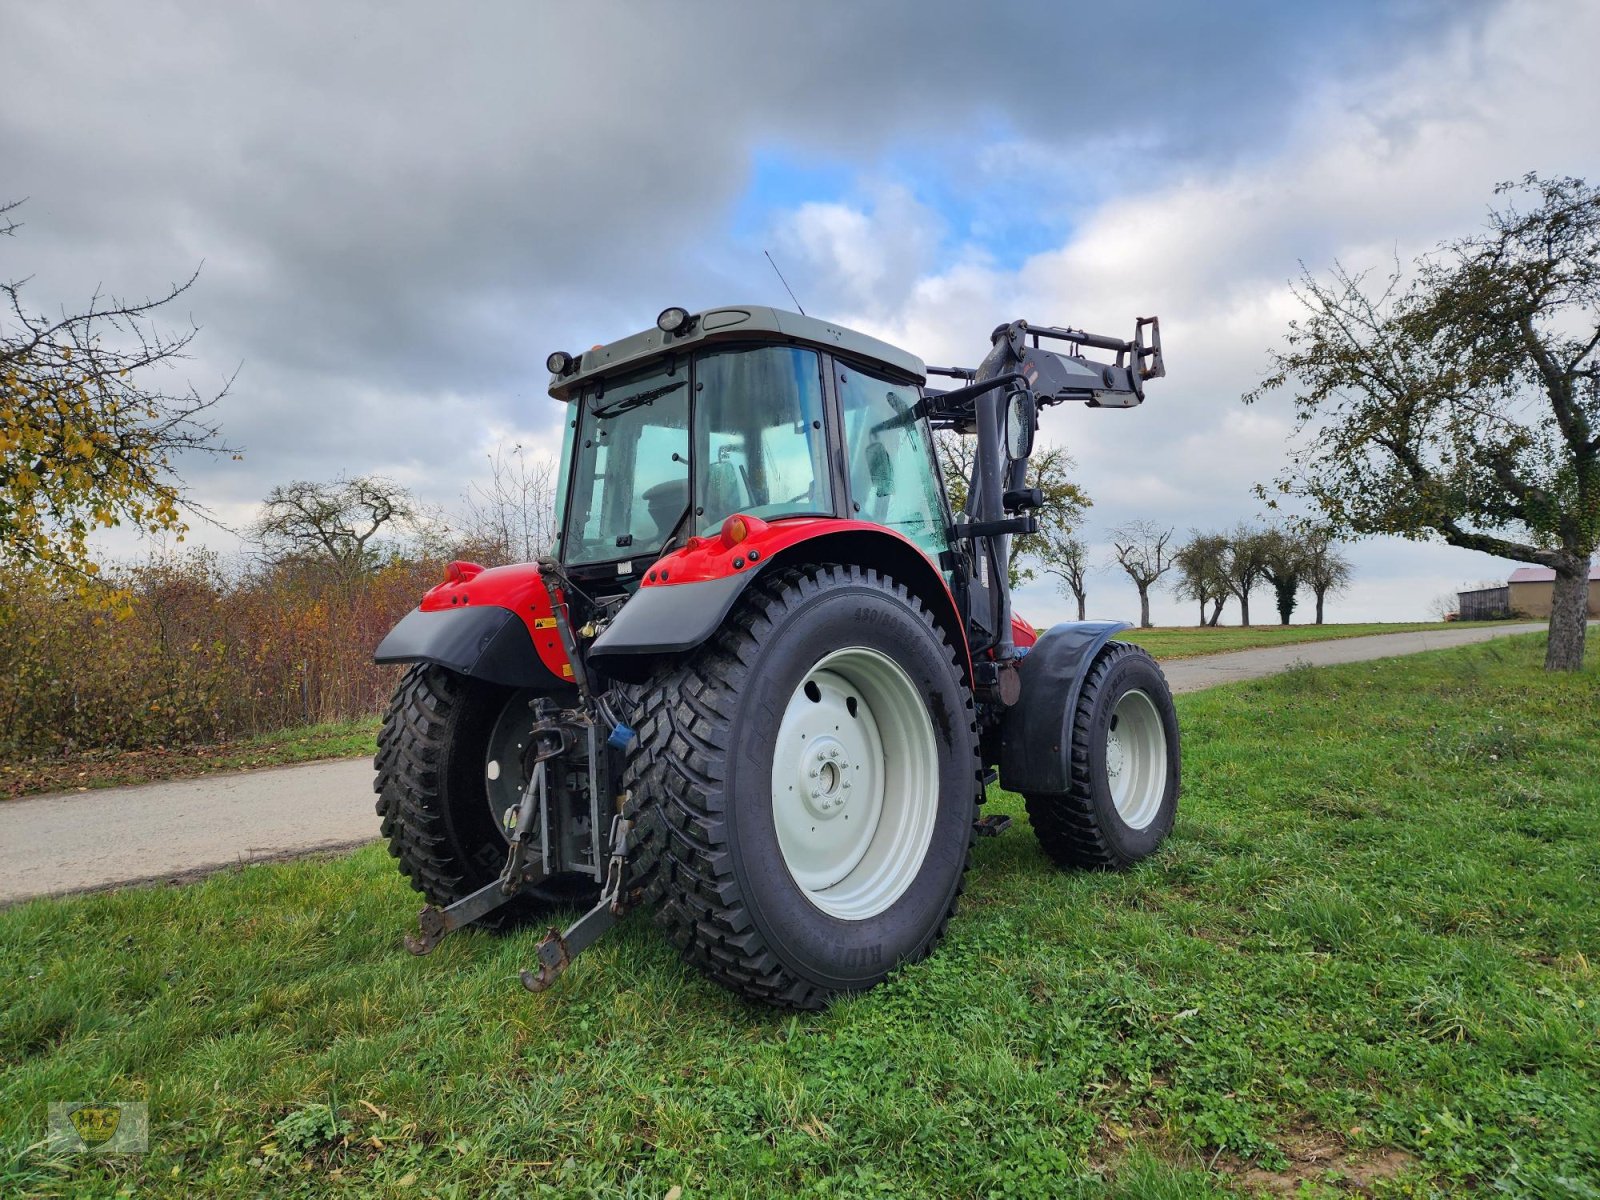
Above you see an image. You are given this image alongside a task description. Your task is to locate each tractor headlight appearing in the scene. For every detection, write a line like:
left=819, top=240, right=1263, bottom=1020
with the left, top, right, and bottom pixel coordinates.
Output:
left=656, top=306, right=693, bottom=335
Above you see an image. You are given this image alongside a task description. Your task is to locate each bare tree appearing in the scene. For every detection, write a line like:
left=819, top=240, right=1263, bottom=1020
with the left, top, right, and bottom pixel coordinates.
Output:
left=458, top=441, right=558, bottom=563
left=1220, top=525, right=1271, bottom=626
left=1043, top=534, right=1091, bottom=620
left=1109, top=521, right=1175, bottom=628
left=1300, top=527, right=1353, bottom=624
left=1428, top=590, right=1461, bottom=621
left=253, top=475, right=421, bottom=572
left=1171, top=531, right=1231, bottom=626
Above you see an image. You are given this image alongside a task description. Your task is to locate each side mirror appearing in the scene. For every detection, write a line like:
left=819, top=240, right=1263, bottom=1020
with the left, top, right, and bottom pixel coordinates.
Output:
left=1004, top=389, right=1036, bottom=462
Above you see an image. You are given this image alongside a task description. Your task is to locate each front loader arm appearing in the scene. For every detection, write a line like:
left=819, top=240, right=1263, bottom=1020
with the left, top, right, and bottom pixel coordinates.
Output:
left=922, top=315, right=1165, bottom=669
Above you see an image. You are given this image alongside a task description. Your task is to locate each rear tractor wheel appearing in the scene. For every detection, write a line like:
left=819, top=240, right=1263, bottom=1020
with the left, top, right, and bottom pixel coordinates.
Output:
left=626, top=565, right=980, bottom=1009
left=1026, top=641, right=1179, bottom=869
left=374, top=664, right=597, bottom=928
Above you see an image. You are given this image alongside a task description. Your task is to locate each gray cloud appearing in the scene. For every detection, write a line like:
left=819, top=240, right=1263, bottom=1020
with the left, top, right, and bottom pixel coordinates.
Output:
left=2, top=0, right=1517, bottom=612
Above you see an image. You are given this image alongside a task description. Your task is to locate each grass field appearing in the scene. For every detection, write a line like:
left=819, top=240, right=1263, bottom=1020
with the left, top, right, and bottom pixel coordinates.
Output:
left=1116, top=620, right=1513, bottom=659
left=2, top=634, right=1596, bottom=1197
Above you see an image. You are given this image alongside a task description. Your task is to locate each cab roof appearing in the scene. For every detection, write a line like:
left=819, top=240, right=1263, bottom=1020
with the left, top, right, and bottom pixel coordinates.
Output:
left=546, top=305, right=927, bottom=399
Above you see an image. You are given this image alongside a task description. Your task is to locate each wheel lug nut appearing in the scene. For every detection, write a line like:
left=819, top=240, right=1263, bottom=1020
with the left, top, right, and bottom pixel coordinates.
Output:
left=828, top=747, right=839, bottom=758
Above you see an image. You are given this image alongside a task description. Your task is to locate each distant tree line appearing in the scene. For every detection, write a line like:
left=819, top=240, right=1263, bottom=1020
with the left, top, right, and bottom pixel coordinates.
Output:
left=1100, top=521, right=1352, bottom=628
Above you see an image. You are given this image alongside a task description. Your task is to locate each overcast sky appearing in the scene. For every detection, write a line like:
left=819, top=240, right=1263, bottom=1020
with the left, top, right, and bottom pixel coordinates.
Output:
left=4, top=0, right=1596, bottom=626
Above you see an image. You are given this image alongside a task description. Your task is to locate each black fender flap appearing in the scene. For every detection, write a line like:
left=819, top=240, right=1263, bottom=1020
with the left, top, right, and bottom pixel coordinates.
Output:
left=588, top=572, right=750, bottom=660
left=997, top=620, right=1132, bottom=795
left=375, top=605, right=561, bottom=690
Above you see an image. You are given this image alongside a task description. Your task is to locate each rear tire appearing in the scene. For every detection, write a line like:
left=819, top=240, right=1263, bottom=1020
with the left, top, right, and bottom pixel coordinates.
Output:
left=1025, top=641, right=1179, bottom=870
left=626, top=566, right=980, bottom=1009
left=374, top=664, right=595, bottom=927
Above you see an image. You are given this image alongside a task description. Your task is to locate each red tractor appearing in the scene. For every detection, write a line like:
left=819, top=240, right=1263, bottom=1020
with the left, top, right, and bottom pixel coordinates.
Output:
left=374, top=305, right=1176, bottom=1008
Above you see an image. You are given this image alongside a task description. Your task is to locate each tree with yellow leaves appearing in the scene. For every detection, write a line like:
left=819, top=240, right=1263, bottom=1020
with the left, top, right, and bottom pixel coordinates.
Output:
left=1, top=200, right=234, bottom=613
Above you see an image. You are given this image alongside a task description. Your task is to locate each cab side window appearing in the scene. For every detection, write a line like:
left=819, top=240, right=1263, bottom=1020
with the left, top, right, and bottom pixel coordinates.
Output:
left=837, top=365, right=949, bottom=563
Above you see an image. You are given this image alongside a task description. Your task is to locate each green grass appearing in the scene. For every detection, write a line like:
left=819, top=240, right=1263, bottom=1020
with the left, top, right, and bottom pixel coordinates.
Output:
left=0, top=719, right=381, bottom=800
left=1118, top=620, right=1519, bottom=659
left=2, top=634, right=1597, bottom=1197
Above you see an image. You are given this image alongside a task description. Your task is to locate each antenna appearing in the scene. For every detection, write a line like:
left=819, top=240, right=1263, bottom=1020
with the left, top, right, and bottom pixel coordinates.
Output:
left=763, top=250, right=805, bottom=316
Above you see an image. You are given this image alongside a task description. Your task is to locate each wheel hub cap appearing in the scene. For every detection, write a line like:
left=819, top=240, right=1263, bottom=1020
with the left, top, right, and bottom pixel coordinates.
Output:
left=771, top=648, right=939, bottom=921
left=798, top=736, right=853, bottom=818
left=1105, top=688, right=1167, bottom=831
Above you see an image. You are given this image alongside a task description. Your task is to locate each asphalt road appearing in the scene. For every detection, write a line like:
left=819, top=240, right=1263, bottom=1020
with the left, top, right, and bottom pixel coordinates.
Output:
left=0, top=621, right=1546, bottom=906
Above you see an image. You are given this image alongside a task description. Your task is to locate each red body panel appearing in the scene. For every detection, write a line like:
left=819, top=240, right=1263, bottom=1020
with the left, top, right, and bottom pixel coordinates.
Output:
left=415, top=518, right=972, bottom=683
left=642, top=515, right=972, bottom=675
left=1010, top=613, right=1039, bottom=648
left=640, top=516, right=930, bottom=587
left=420, top=563, right=574, bottom=682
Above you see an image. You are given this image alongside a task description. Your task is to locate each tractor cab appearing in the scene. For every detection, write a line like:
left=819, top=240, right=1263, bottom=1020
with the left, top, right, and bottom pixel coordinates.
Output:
left=546, top=307, right=949, bottom=593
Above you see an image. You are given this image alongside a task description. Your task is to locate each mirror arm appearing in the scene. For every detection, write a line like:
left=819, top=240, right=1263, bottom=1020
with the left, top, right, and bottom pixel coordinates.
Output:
left=918, top=372, right=1027, bottom=424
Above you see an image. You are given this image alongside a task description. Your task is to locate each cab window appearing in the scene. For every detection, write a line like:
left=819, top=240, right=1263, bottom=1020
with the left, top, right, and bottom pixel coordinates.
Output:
left=694, top=346, right=829, bottom=533
left=837, top=364, right=949, bottom=563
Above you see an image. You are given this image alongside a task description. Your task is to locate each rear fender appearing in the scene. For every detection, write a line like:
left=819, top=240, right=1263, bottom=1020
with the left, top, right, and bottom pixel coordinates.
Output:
left=997, top=620, right=1132, bottom=795
left=373, top=562, right=575, bottom=690
left=588, top=519, right=970, bottom=686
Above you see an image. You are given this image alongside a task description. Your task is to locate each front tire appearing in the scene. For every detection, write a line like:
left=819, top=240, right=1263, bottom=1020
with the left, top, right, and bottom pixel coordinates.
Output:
left=627, top=566, right=980, bottom=1009
left=1025, top=642, right=1179, bottom=870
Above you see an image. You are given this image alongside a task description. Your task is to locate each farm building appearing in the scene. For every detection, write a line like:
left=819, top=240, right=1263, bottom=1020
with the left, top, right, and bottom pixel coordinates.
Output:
left=1457, top=565, right=1600, bottom=620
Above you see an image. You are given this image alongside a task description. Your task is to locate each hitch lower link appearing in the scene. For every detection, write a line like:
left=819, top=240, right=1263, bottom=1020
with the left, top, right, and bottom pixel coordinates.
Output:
left=519, top=812, right=634, bottom=993
left=401, top=757, right=638, bottom=997
left=401, top=741, right=560, bottom=957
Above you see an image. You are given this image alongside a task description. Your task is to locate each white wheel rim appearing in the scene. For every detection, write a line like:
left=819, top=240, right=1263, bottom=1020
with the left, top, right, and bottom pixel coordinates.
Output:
left=770, top=647, right=939, bottom=921
left=1105, top=688, right=1167, bottom=830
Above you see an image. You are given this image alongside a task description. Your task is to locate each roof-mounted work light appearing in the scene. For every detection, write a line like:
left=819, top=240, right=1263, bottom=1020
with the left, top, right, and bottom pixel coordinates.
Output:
left=546, top=350, right=574, bottom=374
left=656, top=306, right=693, bottom=336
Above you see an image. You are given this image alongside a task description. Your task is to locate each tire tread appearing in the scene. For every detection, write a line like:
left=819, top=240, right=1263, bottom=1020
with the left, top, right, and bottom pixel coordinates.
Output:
left=624, top=565, right=979, bottom=1009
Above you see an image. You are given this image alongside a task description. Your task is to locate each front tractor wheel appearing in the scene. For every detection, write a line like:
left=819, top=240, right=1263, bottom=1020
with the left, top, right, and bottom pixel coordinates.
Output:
left=374, top=664, right=595, bottom=928
left=1025, top=642, right=1179, bottom=870
left=627, top=566, right=980, bottom=1009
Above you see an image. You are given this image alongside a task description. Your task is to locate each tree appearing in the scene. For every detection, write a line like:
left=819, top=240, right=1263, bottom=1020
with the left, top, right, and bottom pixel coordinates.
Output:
left=1259, top=527, right=1305, bottom=625
left=253, top=476, right=421, bottom=573
left=457, top=440, right=557, bottom=563
left=1248, top=174, right=1600, bottom=670
left=1428, top=590, right=1461, bottom=621
left=1299, top=527, right=1353, bottom=624
left=1171, top=531, right=1230, bottom=626
left=0, top=200, right=233, bottom=612
left=938, top=436, right=1091, bottom=588
left=1109, top=521, right=1174, bottom=628
left=1220, top=525, right=1270, bottom=626
left=1044, top=534, right=1090, bottom=620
